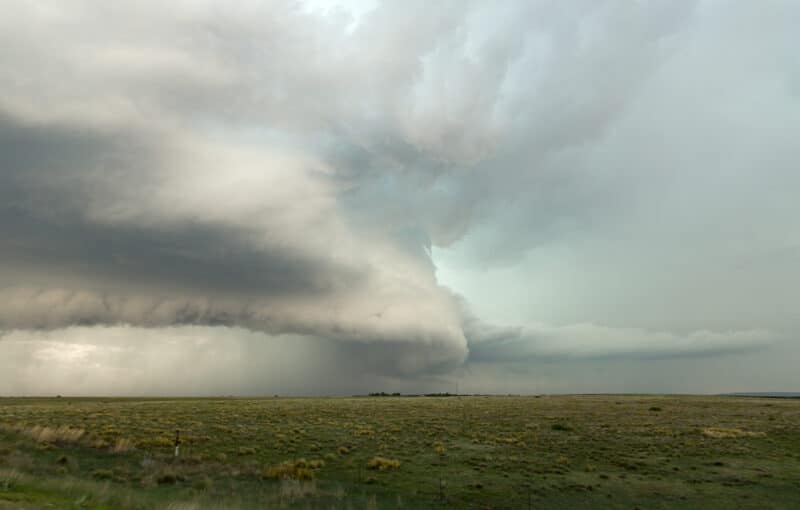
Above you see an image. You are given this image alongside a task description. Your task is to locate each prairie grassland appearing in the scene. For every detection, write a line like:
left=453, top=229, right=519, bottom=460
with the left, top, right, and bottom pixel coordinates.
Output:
left=1, top=395, right=799, bottom=509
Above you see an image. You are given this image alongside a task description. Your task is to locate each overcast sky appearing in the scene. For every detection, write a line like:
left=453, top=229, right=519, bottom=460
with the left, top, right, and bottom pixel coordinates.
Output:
left=1, top=0, right=798, bottom=396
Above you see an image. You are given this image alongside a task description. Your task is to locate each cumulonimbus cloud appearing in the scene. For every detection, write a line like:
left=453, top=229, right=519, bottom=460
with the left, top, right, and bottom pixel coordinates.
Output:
left=1, top=0, right=792, bottom=388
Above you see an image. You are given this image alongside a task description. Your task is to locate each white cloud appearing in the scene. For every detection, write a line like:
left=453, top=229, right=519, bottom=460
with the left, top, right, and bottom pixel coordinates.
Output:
left=466, top=320, right=774, bottom=361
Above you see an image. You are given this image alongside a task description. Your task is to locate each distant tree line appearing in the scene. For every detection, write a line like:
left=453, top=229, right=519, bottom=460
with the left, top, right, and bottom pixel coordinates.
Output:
left=366, top=392, right=465, bottom=397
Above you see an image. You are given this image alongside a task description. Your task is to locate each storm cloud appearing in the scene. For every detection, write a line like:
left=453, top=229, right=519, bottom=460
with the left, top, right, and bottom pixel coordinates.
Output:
left=1, top=0, right=798, bottom=395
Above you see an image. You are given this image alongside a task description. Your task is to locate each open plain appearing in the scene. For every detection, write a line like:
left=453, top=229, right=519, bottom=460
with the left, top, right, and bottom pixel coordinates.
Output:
left=1, top=395, right=799, bottom=509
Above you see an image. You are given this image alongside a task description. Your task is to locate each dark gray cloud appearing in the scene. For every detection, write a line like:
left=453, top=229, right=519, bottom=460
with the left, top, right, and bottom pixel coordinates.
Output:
left=0, top=117, right=358, bottom=297
left=1, top=0, right=798, bottom=394
left=0, top=92, right=468, bottom=375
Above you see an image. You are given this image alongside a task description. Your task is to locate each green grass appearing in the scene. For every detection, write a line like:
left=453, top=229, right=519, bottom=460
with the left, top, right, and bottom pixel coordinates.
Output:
left=1, top=395, right=799, bottom=508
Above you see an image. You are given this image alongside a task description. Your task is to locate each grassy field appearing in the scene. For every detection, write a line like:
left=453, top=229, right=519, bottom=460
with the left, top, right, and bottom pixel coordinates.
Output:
left=1, top=395, right=799, bottom=509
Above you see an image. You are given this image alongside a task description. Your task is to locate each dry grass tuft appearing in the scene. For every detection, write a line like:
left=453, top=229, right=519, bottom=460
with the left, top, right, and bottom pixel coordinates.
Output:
left=307, top=459, right=325, bottom=469
left=238, top=446, right=257, bottom=456
left=367, top=457, right=400, bottom=471
left=90, top=438, right=110, bottom=449
left=25, top=425, right=85, bottom=444
left=262, top=459, right=324, bottom=481
left=702, top=427, right=766, bottom=439
left=112, top=438, right=135, bottom=453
